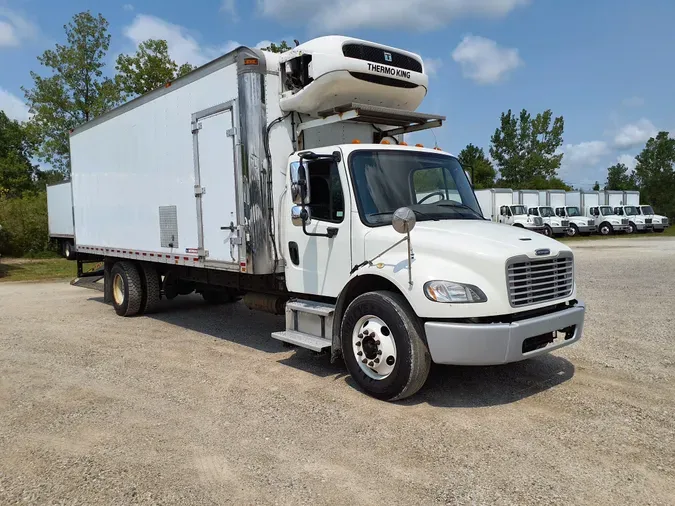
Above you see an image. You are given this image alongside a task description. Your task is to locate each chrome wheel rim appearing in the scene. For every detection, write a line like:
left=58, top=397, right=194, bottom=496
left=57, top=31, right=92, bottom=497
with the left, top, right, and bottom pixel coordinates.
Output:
left=352, top=315, right=397, bottom=380
left=113, top=273, right=125, bottom=306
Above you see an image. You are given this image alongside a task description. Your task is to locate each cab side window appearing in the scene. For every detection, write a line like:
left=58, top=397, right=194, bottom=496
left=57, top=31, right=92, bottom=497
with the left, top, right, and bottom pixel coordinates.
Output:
left=555, top=208, right=564, bottom=217
left=308, top=160, right=344, bottom=223
left=615, top=208, right=623, bottom=215
left=529, top=208, right=539, bottom=216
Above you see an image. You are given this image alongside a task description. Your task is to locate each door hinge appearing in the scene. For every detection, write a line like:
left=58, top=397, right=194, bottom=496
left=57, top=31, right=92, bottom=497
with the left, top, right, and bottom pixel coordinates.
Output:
left=191, top=122, right=202, bottom=134
left=226, top=128, right=237, bottom=138
left=194, top=185, right=206, bottom=196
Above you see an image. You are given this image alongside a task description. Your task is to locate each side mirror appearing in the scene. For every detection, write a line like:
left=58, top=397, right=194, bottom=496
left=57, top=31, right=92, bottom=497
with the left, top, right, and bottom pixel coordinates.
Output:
left=290, top=162, right=311, bottom=205
left=291, top=205, right=310, bottom=227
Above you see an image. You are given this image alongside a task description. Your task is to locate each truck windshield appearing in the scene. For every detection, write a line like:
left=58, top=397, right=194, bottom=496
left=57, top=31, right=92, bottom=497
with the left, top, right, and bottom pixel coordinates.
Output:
left=349, top=150, right=482, bottom=226
left=641, top=206, right=654, bottom=215
left=539, top=207, right=554, bottom=217
left=623, top=206, right=638, bottom=215
left=566, top=207, right=581, bottom=217
left=511, top=206, right=527, bottom=216
left=600, top=206, right=615, bottom=216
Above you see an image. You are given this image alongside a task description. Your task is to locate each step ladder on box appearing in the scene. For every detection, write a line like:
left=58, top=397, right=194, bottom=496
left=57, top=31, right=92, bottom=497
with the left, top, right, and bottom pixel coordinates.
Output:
left=271, top=300, right=335, bottom=352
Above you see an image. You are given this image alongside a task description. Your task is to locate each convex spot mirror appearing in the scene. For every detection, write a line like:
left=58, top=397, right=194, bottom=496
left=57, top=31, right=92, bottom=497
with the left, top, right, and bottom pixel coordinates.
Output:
left=290, top=161, right=311, bottom=206
left=392, top=207, right=416, bottom=234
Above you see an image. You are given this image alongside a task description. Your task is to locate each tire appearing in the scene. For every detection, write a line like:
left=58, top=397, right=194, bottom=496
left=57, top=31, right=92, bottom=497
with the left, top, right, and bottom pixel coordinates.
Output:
left=599, top=222, right=613, bottom=236
left=63, top=241, right=75, bottom=261
left=110, top=261, right=143, bottom=317
left=341, top=291, right=431, bottom=401
left=543, top=225, right=553, bottom=237
left=566, top=224, right=579, bottom=238
left=139, top=263, right=161, bottom=315
left=628, top=222, right=637, bottom=234
left=201, top=289, right=237, bottom=305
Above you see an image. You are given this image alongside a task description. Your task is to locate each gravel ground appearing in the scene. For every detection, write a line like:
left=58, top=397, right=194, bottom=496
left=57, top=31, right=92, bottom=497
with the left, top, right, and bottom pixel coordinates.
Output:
left=1, top=237, right=674, bottom=505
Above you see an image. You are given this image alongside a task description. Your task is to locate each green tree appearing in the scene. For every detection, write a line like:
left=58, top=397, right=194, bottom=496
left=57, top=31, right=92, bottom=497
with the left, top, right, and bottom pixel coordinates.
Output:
left=115, top=39, right=196, bottom=98
left=605, top=163, right=638, bottom=191
left=634, top=131, right=675, bottom=219
left=458, top=143, right=495, bottom=189
left=0, top=111, right=40, bottom=198
left=262, top=41, right=293, bottom=53
left=592, top=181, right=601, bottom=191
left=490, top=109, right=565, bottom=188
left=23, top=12, right=121, bottom=175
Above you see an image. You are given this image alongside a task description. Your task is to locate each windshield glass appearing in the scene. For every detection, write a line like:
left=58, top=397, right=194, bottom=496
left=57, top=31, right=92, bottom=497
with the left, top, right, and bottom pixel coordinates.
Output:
left=600, top=206, right=615, bottom=216
left=624, top=206, right=638, bottom=215
left=349, top=150, right=482, bottom=226
left=641, top=206, right=654, bottom=215
left=566, top=207, right=580, bottom=217
left=539, top=207, right=554, bottom=218
left=510, top=205, right=526, bottom=216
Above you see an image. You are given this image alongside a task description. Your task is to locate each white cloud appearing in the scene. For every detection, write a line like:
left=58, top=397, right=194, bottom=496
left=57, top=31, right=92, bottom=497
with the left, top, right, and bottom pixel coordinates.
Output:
left=221, top=0, right=236, bottom=15
left=451, top=35, right=522, bottom=84
left=123, top=4, right=135, bottom=12
left=617, top=154, right=637, bottom=170
left=0, top=88, right=30, bottom=122
left=562, top=141, right=610, bottom=170
left=0, top=8, right=38, bottom=48
left=621, top=96, right=644, bottom=108
left=257, top=0, right=530, bottom=31
left=423, top=57, right=443, bottom=77
left=614, top=119, right=657, bottom=149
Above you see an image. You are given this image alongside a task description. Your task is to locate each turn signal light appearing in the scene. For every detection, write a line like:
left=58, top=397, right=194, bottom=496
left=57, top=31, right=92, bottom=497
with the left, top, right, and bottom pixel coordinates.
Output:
left=381, top=140, right=390, bottom=144
left=352, top=139, right=361, bottom=144
left=400, top=142, right=408, bottom=146
left=415, top=143, right=424, bottom=148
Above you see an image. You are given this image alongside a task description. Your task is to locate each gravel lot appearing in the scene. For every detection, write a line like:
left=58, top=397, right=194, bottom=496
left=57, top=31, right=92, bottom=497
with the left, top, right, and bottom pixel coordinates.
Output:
left=1, top=237, right=674, bottom=505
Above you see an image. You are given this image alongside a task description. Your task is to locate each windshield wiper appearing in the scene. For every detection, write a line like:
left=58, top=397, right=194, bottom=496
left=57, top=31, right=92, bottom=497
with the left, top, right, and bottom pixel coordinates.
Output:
left=435, top=202, right=483, bottom=218
left=368, top=210, right=439, bottom=221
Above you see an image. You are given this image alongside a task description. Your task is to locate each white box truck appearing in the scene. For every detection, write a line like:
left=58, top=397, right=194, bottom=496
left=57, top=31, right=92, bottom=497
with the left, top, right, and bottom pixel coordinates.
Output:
left=70, top=36, right=585, bottom=401
left=623, top=191, right=640, bottom=206
left=476, top=189, right=545, bottom=232
left=636, top=205, right=670, bottom=233
left=613, top=205, right=651, bottom=233
left=46, top=181, right=76, bottom=260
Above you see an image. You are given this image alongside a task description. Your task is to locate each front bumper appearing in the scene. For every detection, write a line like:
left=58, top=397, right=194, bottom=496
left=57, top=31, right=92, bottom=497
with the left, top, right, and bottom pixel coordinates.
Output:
left=577, top=225, right=597, bottom=233
left=613, top=224, right=630, bottom=232
left=653, top=223, right=670, bottom=230
left=526, top=226, right=546, bottom=233
left=551, top=226, right=569, bottom=235
left=424, top=302, right=586, bottom=366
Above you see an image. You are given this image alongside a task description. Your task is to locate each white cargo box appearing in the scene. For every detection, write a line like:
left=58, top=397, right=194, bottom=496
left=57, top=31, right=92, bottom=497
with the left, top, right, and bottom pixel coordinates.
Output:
left=47, top=181, right=74, bottom=239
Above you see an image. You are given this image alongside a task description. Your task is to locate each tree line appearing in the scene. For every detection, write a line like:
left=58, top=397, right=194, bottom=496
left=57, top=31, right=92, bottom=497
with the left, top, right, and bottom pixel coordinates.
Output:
left=1, top=10, right=674, bottom=255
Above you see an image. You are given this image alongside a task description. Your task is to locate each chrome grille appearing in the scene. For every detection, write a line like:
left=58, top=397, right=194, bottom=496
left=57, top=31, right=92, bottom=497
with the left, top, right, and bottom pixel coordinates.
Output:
left=534, top=217, right=543, bottom=226
left=645, top=218, right=652, bottom=224
left=588, top=219, right=595, bottom=226
left=561, top=220, right=570, bottom=227
left=664, top=218, right=669, bottom=226
left=621, top=219, right=629, bottom=225
left=507, top=253, right=574, bottom=307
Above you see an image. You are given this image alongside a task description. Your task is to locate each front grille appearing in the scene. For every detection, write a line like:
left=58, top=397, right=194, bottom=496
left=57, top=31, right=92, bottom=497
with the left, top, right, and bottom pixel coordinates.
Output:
left=588, top=219, right=595, bottom=226
left=534, top=217, right=543, bottom=226
left=645, top=218, right=652, bottom=224
left=348, top=72, right=420, bottom=89
left=664, top=218, right=669, bottom=226
left=343, top=43, right=423, bottom=73
left=621, top=219, right=629, bottom=225
left=507, top=253, right=574, bottom=308
left=561, top=220, right=569, bottom=227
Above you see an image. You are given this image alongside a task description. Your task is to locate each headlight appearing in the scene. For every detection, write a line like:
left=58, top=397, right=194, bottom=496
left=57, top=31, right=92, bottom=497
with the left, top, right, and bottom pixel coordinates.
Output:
left=424, top=281, right=488, bottom=303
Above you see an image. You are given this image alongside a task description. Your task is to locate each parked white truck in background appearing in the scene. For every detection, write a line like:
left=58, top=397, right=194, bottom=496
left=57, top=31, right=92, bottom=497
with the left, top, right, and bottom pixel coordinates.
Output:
left=46, top=181, right=76, bottom=260
left=586, top=205, right=630, bottom=235
left=69, top=36, right=585, bottom=401
left=613, top=205, right=651, bottom=233
left=475, top=189, right=545, bottom=232
left=526, top=206, right=569, bottom=237
left=637, top=205, right=670, bottom=233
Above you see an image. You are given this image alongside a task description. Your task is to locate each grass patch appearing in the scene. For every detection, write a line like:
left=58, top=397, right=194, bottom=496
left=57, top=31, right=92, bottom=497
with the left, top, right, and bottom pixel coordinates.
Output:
left=560, top=227, right=674, bottom=242
left=0, top=257, right=76, bottom=282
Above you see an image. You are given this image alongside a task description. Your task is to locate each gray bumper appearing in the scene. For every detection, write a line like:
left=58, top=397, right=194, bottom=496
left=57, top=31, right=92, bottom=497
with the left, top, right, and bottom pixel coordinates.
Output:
left=551, top=226, right=569, bottom=235
left=614, top=225, right=630, bottom=232
left=577, top=225, right=597, bottom=233
left=526, top=226, right=545, bottom=233
left=424, top=302, right=586, bottom=366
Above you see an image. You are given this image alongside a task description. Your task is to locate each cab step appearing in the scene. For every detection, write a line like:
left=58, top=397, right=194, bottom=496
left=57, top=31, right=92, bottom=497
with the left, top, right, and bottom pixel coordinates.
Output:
left=271, top=330, right=331, bottom=352
left=271, top=299, right=336, bottom=352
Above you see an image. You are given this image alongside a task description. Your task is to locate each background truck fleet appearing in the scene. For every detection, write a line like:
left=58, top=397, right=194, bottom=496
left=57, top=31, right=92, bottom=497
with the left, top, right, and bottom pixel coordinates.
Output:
left=46, top=35, right=664, bottom=400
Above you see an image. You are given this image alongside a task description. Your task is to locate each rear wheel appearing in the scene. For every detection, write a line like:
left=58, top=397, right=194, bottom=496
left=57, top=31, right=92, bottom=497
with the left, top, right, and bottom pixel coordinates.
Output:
left=341, top=291, right=431, bottom=401
left=599, top=222, right=613, bottom=236
left=110, top=261, right=143, bottom=317
left=63, top=240, right=75, bottom=261
left=566, top=224, right=579, bottom=238
left=139, top=263, right=161, bottom=314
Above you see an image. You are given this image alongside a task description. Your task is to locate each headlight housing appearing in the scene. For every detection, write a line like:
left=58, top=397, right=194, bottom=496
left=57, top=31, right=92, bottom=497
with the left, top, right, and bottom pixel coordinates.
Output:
left=424, top=281, right=488, bottom=303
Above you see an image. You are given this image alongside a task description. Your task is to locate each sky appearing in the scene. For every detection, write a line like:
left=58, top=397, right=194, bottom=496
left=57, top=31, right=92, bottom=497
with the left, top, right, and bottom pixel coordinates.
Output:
left=1, top=0, right=675, bottom=189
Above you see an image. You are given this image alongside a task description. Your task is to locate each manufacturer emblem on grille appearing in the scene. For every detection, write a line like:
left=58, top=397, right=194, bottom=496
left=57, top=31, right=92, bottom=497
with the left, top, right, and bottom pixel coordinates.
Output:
left=535, top=249, right=550, bottom=256
left=383, top=51, right=392, bottom=62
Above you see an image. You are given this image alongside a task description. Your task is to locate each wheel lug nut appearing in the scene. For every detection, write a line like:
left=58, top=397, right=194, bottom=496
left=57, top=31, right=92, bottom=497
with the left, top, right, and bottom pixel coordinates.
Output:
left=374, top=358, right=380, bottom=364
left=368, top=361, right=375, bottom=367
left=374, top=340, right=380, bottom=345
left=358, top=333, right=363, bottom=339
left=377, top=350, right=382, bottom=355
left=362, top=359, right=368, bottom=364
left=357, top=351, right=363, bottom=356
left=356, top=341, right=361, bottom=347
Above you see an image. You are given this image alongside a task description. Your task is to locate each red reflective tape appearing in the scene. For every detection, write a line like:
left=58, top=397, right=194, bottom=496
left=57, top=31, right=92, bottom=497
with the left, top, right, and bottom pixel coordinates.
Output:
left=193, top=258, right=199, bottom=262
left=150, top=253, right=155, bottom=257
left=142, top=253, right=147, bottom=256
left=174, top=256, right=179, bottom=260
left=183, top=257, right=189, bottom=261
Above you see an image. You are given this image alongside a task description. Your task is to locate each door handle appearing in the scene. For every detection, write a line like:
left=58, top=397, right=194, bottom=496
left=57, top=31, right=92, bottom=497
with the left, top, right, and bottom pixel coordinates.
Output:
left=221, top=222, right=235, bottom=232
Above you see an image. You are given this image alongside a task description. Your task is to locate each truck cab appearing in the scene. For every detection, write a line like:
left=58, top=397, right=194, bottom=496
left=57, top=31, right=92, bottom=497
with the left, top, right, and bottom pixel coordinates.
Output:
left=527, top=206, right=569, bottom=237
left=587, top=206, right=629, bottom=235
left=497, top=205, right=545, bottom=233
left=637, top=205, right=670, bottom=233
left=614, top=205, right=650, bottom=234
left=554, top=206, right=596, bottom=237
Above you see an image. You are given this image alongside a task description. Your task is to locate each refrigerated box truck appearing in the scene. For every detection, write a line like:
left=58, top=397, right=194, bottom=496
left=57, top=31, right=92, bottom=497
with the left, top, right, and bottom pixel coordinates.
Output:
left=47, top=181, right=76, bottom=259
left=70, top=36, right=585, bottom=401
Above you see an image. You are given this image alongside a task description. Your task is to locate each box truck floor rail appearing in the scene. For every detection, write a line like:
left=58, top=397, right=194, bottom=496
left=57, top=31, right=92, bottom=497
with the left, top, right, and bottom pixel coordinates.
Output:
left=70, top=36, right=585, bottom=401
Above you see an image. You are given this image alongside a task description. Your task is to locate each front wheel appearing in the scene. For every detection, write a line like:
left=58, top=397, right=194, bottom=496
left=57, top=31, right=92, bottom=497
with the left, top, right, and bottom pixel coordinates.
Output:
left=543, top=225, right=553, bottom=237
left=341, top=291, right=431, bottom=401
left=628, top=222, right=637, bottom=234
left=599, top=223, right=613, bottom=236
left=566, top=224, right=579, bottom=238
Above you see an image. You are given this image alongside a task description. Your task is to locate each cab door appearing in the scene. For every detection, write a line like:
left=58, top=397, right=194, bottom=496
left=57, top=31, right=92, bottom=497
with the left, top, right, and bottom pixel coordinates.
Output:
left=283, top=149, right=352, bottom=297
